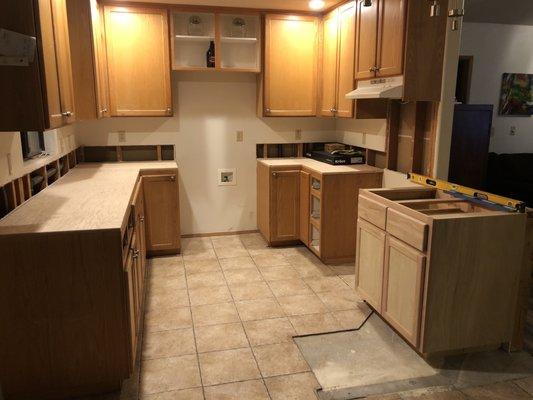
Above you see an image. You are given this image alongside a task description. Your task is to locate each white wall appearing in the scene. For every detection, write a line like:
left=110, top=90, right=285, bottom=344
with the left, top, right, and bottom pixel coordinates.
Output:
left=76, top=72, right=336, bottom=235
left=460, top=22, right=533, bottom=153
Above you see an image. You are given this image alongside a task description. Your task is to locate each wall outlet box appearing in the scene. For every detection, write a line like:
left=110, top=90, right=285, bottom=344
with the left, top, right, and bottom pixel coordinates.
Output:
left=218, top=169, right=236, bottom=186
left=118, top=131, right=126, bottom=142
left=236, top=130, right=244, bottom=142
left=295, top=129, right=302, bottom=140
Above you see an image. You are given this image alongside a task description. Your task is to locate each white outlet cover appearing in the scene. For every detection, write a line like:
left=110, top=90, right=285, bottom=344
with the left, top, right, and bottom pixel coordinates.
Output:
left=218, top=168, right=236, bottom=186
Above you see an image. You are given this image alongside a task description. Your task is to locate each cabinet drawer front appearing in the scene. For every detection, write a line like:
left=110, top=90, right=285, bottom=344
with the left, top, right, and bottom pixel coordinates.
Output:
left=386, top=208, right=428, bottom=252
left=359, top=195, right=387, bottom=229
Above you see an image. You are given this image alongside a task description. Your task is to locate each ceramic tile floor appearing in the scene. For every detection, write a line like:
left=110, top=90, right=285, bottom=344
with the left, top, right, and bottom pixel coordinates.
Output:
left=78, top=233, right=533, bottom=400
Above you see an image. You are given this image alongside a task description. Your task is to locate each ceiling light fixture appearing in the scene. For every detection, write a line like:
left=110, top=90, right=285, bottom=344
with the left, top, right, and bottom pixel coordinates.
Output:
left=309, top=0, right=326, bottom=11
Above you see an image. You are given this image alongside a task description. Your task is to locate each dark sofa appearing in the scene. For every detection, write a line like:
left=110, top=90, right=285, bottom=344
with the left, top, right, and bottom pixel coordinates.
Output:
left=487, top=153, right=533, bottom=207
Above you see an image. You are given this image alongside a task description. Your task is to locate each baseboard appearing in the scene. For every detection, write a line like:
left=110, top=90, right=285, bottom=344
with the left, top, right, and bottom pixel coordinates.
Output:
left=181, top=229, right=259, bottom=239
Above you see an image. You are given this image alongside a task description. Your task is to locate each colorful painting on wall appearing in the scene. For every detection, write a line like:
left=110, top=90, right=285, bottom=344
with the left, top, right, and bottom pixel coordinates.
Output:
left=499, top=73, right=533, bottom=116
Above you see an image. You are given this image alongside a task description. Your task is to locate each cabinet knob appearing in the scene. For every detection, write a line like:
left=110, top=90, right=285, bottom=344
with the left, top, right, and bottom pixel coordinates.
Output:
left=272, top=172, right=277, bottom=177
left=166, top=108, right=172, bottom=114
left=101, top=108, right=108, bottom=114
left=140, top=216, right=145, bottom=223
left=265, top=108, right=271, bottom=114
left=169, top=175, right=176, bottom=182
left=132, top=249, right=140, bottom=259
left=61, top=111, right=73, bottom=117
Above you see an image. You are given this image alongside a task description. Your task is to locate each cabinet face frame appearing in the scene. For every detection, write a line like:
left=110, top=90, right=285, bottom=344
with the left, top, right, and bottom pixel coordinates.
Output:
left=264, top=14, right=319, bottom=117
left=355, top=218, right=386, bottom=311
left=319, top=9, right=339, bottom=117
left=382, top=235, right=426, bottom=347
left=104, top=5, right=172, bottom=117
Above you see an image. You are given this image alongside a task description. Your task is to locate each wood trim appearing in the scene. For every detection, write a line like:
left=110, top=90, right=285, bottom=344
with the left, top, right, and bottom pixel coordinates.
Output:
left=386, top=100, right=400, bottom=170
left=181, top=229, right=260, bottom=238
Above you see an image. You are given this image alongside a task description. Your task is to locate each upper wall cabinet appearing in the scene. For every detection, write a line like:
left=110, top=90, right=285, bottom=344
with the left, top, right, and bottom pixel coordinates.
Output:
left=171, top=11, right=261, bottom=72
left=0, top=0, right=76, bottom=131
left=355, top=0, right=405, bottom=80
left=262, top=14, right=319, bottom=117
left=320, top=1, right=356, bottom=118
left=67, top=0, right=110, bottom=120
left=104, top=5, right=172, bottom=117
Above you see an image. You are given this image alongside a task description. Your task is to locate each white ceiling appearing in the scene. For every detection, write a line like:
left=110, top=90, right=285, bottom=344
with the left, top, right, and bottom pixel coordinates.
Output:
left=464, top=0, right=533, bottom=26
left=112, top=0, right=341, bottom=12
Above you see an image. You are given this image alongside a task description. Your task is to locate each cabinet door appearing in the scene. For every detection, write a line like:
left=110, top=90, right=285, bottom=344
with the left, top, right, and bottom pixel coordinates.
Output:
left=376, top=0, right=405, bottom=77
left=299, top=171, right=310, bottom=246
left=355, top=218, right=386, bottom=311
left=336, top=1, right=356, bottom=118
left=382, top=236, right=426, bottom=347
left=270, top=170, right=300, bottom=242
left=354, top=0, right=378, bottom=80
left=319, top=9, right=339, bottom=117
left=104, top=6, right=172, bottom=117
left=50, top=0, right=76, bottom=124
left=143, top=174, right=181, bottom=254
left=264, top=15, right=319, bottom=116
left=91, top=0, right=110, bottom=118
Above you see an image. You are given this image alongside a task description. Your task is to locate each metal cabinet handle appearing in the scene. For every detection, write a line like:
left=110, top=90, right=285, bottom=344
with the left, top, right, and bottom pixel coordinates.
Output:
left=166, top=108, right=172, bottom=114
left=101, top=108, right=108, bottom=114
left=272, top=172, right=277, bottom=177
left=265, top=108, right=271, bottom=114
left=169, top=175, right=176, bottom=182
left=132, top=249, right=140, bottom=259
left=61, top=111, right=73, bottom=117
left=140, top=216, right=145, bottom=223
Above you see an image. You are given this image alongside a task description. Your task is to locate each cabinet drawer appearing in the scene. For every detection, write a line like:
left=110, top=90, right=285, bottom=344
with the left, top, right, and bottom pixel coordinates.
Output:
left=386, top=209, right=428, bottom=252
left=359, top=195, right=387, bottom=229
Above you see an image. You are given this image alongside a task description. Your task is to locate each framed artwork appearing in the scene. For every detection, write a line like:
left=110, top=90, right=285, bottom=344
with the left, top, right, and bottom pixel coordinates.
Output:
left=499, top=73, right=533, bottom=116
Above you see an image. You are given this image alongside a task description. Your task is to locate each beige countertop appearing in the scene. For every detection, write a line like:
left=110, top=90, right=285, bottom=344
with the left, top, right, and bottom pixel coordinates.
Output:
left=258, top=158, right=383, bottom=175
left=0, top=162, right=177, bottom=235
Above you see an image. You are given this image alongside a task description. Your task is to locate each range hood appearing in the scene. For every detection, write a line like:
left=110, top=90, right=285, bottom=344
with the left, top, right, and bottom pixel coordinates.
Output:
left=346, top=76, right=403, bottom=100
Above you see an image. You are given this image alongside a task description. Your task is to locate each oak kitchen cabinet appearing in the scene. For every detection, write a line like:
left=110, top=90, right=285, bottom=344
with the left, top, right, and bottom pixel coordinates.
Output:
left=320, top=1, right=356, bottom=118
left=262, top=14, right=319, bottom=117
left=355, top=0, right=405, bottom=80
left=67, top=0, right=110, bottom=119
left=258, top=159, right=382, bottom=263
left=104, top=5, right=172, bottom=117
left=356, top=187, right=527, bottom=356
left=0, top=0, right=76, bottom=131
left=0, top=163, right=179, bottom=399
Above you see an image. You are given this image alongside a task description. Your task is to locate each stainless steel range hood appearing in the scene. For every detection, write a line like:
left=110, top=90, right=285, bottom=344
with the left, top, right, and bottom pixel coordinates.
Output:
left=346, top=76, right=403, bottom=100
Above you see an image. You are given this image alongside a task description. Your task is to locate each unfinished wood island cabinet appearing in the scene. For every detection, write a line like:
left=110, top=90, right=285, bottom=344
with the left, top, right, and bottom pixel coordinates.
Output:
left=0, top=162, right=180, bottom=400
left=262, top=15, right=319, bottom=117
left=320, top=1, right=356, bottom=118
left=104, top=5, right=172, bottom=116
left=258, top=159, right=382, bottom=264
left=356, top=187, right=528, bottom=356
left=0, top=0, right=76, bottom=131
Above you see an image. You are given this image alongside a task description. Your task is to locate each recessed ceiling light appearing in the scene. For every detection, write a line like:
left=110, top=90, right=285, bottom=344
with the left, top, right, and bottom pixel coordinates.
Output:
left=309, top=0, right=326, bottom=11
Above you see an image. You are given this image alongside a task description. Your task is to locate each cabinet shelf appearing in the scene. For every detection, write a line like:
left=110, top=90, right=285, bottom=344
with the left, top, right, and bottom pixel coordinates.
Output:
left=220, top=36, right=257, bottom=44
left=175, top=35, right=215, bottom=42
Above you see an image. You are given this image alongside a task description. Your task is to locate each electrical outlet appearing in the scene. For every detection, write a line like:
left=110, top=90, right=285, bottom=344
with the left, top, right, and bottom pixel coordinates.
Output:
left=510, top=126, right=517, bottom=136
left=118, top=131, right=126, bottom=142
left=236, top=130, right=244, bottom=142
left=295, top=129, right=302, bottom=140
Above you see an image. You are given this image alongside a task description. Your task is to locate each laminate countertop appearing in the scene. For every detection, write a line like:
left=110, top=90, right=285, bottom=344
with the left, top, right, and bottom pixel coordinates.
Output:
left=0, top=162, right=178, bottom=235
left=258, top=158, right=383, bottom=175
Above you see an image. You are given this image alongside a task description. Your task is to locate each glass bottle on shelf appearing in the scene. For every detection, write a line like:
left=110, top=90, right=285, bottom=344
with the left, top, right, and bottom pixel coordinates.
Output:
left=188, top=15, right=203, bottom=36
left=206, top=41, right=215, bottom=68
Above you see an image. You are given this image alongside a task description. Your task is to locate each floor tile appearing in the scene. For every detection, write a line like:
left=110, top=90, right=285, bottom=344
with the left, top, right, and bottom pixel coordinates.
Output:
left=235, top=298, right=285, bottom=321
left=211, top=235, right=243, bottom=248
left=340, top=274, right=356, bottom=289
left=252, top=253, right=290, bottom=268
left=461, top=381, right=531, bottom=399
left=316, top=290, right=360, bottom=311
left=199, top=348, right=261, bottom=386
left=195, top=322, right=249, bottom=353
left=149, top=263, right=185, bottom=279
left=304, top=276, right=349, bottom=293
left=239, top=233, right=268, bottom=249
left=291, top=262, right=335, bottom=278
left=143, top=306, right=192, bottom=333
left=142, top=328, right=196, bottom=360
left=223, top=268, right=263, bottom=285
left=402, top=390, right=469, bottom=399
left=219, top=256, right=257, bottom=271
left=260, top=265, right=301, bottom=281
left=265, top=372, right=320, bottom=400
left=277, top=294, right=328, bottom=316
left=515, top=376, right=533, bottom=395
left=328, top=264, right=355, bottom=276
left=267, top=279, right=313, bottom=297
left=243, top=317, right=296, bottom=346
left=146, top=289, right=190, bottom=311
left=228, top=282, right=274, bottom=301
left=215, top=246, right=250, bottom=259
left=332, top=308, right=370, bottom=330
left=184, top=259, right=221, bottom=275
left=189, top=285, right=232, bottom=307
left=183, top=249, right=217, bottom=262
left=149, top=256, right=183, bottom=268
left=204, top=379, right=269, bottom=400
left=365, top=394, right=402, bottom=400
left=192, top=302, right=240, bottom=327
left=140, top=355, right=201, bottom=395
left=253, top=343, right=310, bottom=377
left=141, top=387, right=204, bottom=400
left=186, top=271, right=227, bottom=289
left=289, top=313, right=342, bottom=336
left=149, top=275, right=187, bottom=292
left=181, top=237, right=213, bottom=252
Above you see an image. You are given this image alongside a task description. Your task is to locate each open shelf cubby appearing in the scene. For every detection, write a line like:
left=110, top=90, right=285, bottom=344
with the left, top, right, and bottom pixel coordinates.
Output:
left=219, top=14, right=260, bottom=71
left=172, top=12, right=216, bottom=70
